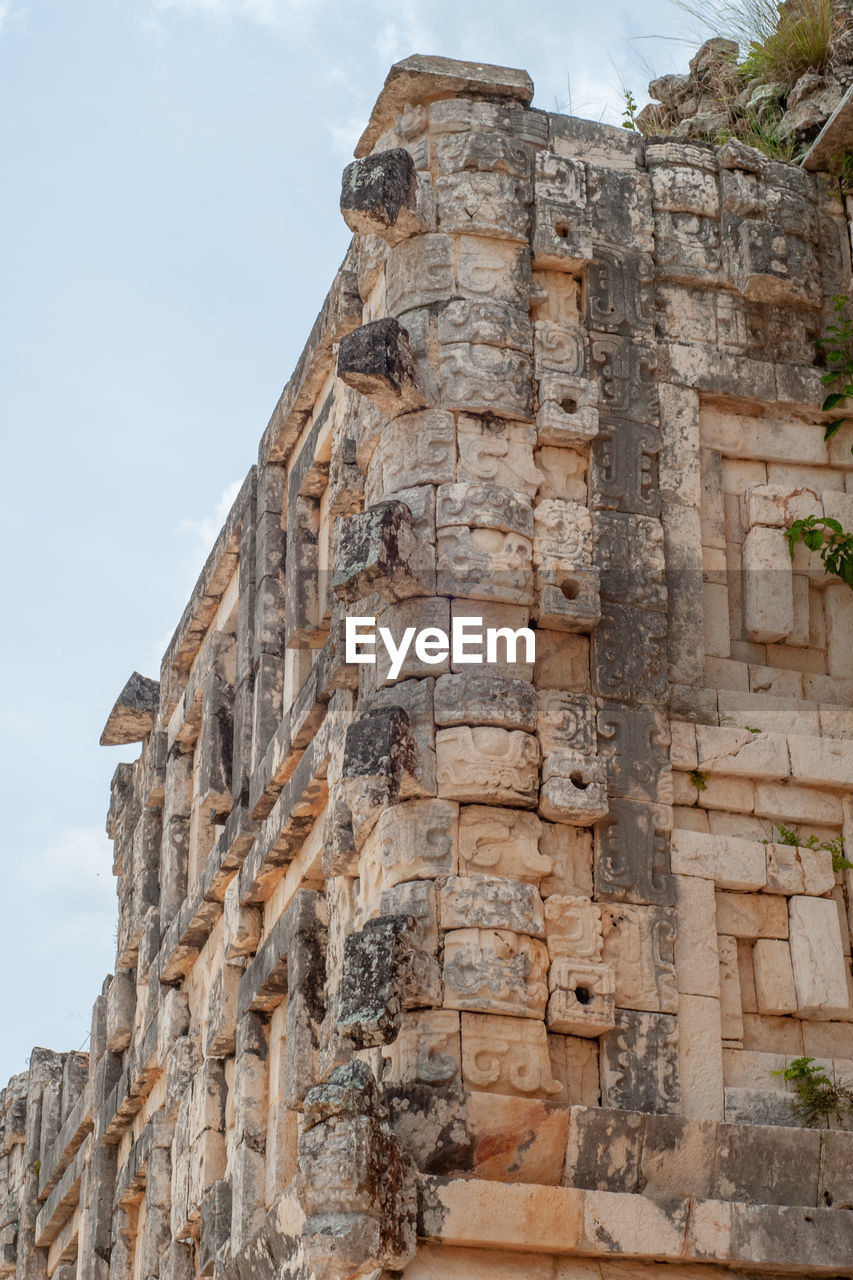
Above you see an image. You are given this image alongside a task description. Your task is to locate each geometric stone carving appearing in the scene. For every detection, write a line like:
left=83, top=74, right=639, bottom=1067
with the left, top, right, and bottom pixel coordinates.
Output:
left=457, top=806, right=549, bottom=883
left=596, top=702, right=673, bottom=804
left=546, top=958, right=616, bottom=1037
left=436, top=727, right=539, bottom=807
left=442, top=928, right=549, bottom=1018
left=539, top=752, right=608, bottom=826
left=600, top=1009, right=681, bottom=1113
left=601, top=904, right=679, bottom=1013
left=595, top=798, right=674, bottom=906
left=543, top=895, right=603, bottom=961
left=460, top=1013, right=561, bottom=1097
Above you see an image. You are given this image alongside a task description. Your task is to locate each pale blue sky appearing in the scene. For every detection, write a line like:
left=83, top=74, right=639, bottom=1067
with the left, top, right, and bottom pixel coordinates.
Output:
left=0, top=0, right=701, bottom=1082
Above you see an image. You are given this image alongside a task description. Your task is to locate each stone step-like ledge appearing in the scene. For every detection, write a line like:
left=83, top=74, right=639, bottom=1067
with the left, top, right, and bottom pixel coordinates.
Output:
left=417, top=1176, right=853, bottom=1273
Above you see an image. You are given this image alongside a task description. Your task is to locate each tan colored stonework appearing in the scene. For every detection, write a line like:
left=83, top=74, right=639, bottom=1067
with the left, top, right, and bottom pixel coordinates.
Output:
left=2, top=50, right=853, bottom=1280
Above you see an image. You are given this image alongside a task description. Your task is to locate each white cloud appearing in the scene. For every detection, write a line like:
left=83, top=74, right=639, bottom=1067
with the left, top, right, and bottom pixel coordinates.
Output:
left=328, top=114, right=366, bottom=156
left=154, top=0, right=315, bottom=28
left=17, top=825, right=116, bottom=927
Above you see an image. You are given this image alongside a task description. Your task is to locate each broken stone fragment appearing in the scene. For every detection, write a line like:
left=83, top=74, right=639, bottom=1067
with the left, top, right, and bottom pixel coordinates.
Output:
left=336, top=318, right=432, bottom=418
left=340, top=148, right=429, bottom=245
left=332, top=500, right=433, bottom=603
left=337, top=914, right=439, bottom=1048
left=100, top=672, right=160, bottom=746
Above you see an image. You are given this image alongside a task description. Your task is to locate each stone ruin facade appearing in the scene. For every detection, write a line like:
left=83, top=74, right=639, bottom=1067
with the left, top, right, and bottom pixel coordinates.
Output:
left=4, top=51, right=853, bottom=1280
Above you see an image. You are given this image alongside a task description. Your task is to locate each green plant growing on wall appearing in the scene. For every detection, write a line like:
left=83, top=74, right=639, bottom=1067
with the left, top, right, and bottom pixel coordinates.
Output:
left=689, top=769, right=710, bottom=791
left=762, top=824, right=852, bottom=871
left=672, top=0, right=841, bottom=87
left=622, top=87, right=640, bottom=130
left=827, top=151, right=853, bottom=197
left=818, top=294, right=853, bottom=447
left=787, top=514, right=853, bottom=588
left=772, top=1056, right=853, bottom=1126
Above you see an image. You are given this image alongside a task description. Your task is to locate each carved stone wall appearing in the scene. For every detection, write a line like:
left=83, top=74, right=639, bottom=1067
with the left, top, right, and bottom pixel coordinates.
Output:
left=3, top=52, right=853, bottom=1280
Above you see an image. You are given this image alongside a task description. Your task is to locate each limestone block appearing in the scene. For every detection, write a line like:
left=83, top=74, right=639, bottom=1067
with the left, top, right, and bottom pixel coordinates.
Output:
left=742, top=483, right=821, bottom=530
left=332, top=500, right=434, bottom=603
left=788, top=734, right=853, bottom=788
left=436, top=482, right=533, bottom=539
left=456, top=413, right=541, bottom=496
left=695, top=725, right=790, bottom=780
left=340, top=148, right=428, bottom=244
left=546, top=958, right=616, bottom=1037
left=434, top=673, right=536, bottom=732
left=597, top=702, right=672, bottom=805
left=539, top=824, right=593, bottom=898
left=548, top=1035, right=600, bottom=1106
left=742, top=525, right=794, bottom=643
left=436, top=726, right=539, bottom=807
left=337, top=317, right=434, bottom=418
left=374, top=596, right=451, bottom=685
left=223, top=875, right=262, bottom=961
left=536, top=398, right=599, bottom=447
left=539, top=752, right=608, bottom=826
left=600, top=1010, right=680, bottom=1113
left=157, top=989, right=190, bottom=1067
left=826, top=583, right=853, bottom=677
left=458, top=805, right=549, bottom=883
left=450, top=600, right=534, bottom=679
left=675, top=876, right=720, bottom=997
left=752, top=939, right=798, bottom=1015
left=670, top=829, right=767, bottom=891
left=601, top=904, right=678, bottom=1014
left=543, top=896, right=603, bottom=961
left=385, top=232, right=454, bottom=315
left=535, top=566, right=601, bottom=633
left=340, top=705, right=435, bottom=848
left=338, top=915, right=441, bottom=1048
left=595, top=511, right=667, bottom=613
left=105, top=971, right=136, bottom=1053
left=764, top=842, right=835, bottom=896
left=205, top=963, right=240, bottom=1058
left=533, top=498, right=592, bottom=569
left=365, top=410, right=456, bottom=500
left=788, top=895, right=850, bottom=1018
left=595, top=798, right=674, bottom=907
left=537, top=691, right=596, bottom=756
left=360, top=799, right=458, bottom=896
left=436, top=170, right=531, bottom=240
left=593, top=602, right=668, bottom=704
left=714, top=891, right=789, bottom=940
left=379, top=880, right=439, bottom=953
left=100, top=671, right=160, bottom=746
left=436, top=525, right=534, bottom=605
left=678, top=994, right=724, bottom=1120
left=381, top=1009, right=461, bottom=1087
left=755, top=780, right=843, bottom=827
left=442, top=928, right=549, bottom=1018
left=461, top=1013, right=561, bottom=1097
left=439, top=876, right=545, bottom=936
left=454, top=235, right=531, bottom=309
left=435, top=299, right=533, bottom=352
left=714, top=1122, right=821, bottom=1206
left=439, top=343, right=533, bottom=420
left=532, top=196, right=591, bottom=269
left=717, top=934, right=744, bottom=1041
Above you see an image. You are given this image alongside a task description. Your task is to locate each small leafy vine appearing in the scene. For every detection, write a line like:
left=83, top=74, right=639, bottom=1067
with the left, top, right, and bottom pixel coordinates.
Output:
left=818, top=294, right=853, bottom=448
left=786, top=515, right=853, bottom=588
left=621, top=88, right=639, bottom=131
left=772, top=1057, right=853, bottom=1127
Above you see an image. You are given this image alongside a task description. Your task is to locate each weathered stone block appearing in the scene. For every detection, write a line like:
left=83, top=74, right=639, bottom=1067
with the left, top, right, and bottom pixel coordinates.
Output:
left=595, top=798, right=674, bottom=906
left=434, top=672, right=536, bottom=732
left=458, top=805, right=549, bottom=882
left=601, top=904, right=678, bottom=1014
left=442, top=928, right=549, bottom=1018
left=540, top=752, right=608, bottom=826
left=547, top=958, right=616, bottom=1037
left=332, top=500, right=433, bottom=603
left=543, top=896, right=603, bottom=961
left=337, top=317, right=432, bottom=417
left=340, top=148, right=426, bottom=244
left=461, top=1013, right=561, bottom=1098
left=600, top=1010, right=680, bottom=1114
left=788, top=895, right=850, bottom=1018
left=436, top=726, right=539, bottom=807
left=439, top=876, right=545, bottom=936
